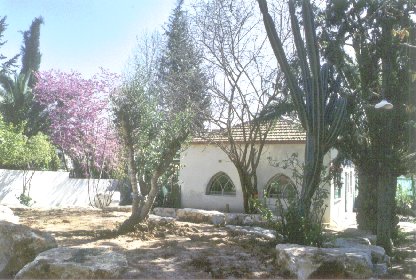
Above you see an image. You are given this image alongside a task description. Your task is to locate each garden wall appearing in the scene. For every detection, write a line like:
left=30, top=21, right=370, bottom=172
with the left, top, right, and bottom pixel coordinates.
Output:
left=0, top=169, right=117, bottom=208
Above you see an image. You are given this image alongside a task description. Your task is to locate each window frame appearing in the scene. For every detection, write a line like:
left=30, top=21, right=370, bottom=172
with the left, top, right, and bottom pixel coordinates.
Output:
left=264, top=174, right=296, bottom=199
left=206, top=172, right=237, bottom=196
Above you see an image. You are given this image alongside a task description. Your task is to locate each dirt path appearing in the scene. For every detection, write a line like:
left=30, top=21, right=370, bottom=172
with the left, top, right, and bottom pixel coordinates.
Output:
left=12, top=208, right=416, bottom=279
left=13, top=208, right=281, bottom=279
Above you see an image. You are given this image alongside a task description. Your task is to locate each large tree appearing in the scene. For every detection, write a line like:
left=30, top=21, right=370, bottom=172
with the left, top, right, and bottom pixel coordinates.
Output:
left=193, top=0, right=292, bottom=213
left=115, top=1, right=209, bottom=233
left=321, top=0, right=415, bottom=254
left=258, top=0, right=347, bottom=217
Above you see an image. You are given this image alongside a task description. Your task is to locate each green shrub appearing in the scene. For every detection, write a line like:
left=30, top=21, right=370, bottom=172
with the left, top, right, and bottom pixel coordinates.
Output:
left=253, top=153, right=330, bottom=247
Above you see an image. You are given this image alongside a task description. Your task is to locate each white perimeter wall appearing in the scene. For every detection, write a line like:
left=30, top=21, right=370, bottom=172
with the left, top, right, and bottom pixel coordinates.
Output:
left=0, top=169, right=116, bottom=208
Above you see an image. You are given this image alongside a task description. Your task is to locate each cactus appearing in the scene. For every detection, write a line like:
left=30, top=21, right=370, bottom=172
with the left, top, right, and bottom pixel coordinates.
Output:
left=258, top=0, right=347, bottom=215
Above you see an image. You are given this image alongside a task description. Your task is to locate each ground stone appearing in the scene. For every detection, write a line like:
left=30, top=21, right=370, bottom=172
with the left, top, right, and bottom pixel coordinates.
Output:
left=275, top=243, right=375, bottom=279
left=226, top=225, right=280, bottom=240
left=0, top=205, right=19, bottom=224
left=152, top=207, right=177, bottom=218
left=329, top=238, right=390, bottom=265
left=176, top=208, right=225, bottom=225
left=0, top=221, right=57, bottom=277
left=15, top=247, right=128, bottom=279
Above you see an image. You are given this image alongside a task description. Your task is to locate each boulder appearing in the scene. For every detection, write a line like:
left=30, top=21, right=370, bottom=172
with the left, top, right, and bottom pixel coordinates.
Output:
left=226, top=225, right=281, bottom=241
left=176, top=208, right=225, bottom=225
left=15, top=247, right=128, bottom=279
left=0, top=205, right=19, bottom=224
left=327, top=238, right=390, bottom=265
left=149, top=214, right=175, bottom=223
left=275, top=244, right=376, bottom=279
left=242, top=214, right=265, bottom=226
left=152, top=207, right=177, bottom=218
left=0, top=221, right=57, bottom=277
left=225, top=213, right=278, bottom=226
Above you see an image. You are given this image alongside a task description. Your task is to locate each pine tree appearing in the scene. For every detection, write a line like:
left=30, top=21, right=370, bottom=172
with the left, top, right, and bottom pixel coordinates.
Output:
left=158, top=0, right=210, bottom=131
left=0, top=16, right=19, bottom=84
left=20, top=16, right=43, bottom=87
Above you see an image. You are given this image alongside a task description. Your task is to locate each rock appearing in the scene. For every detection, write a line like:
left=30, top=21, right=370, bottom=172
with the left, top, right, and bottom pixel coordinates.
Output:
left=226, top=225, right=280, bottom=241
left=176, top=208, right=225, bottom=225
left=224, top=213, right=245, bottom=225
left=149, top=214, right=175, bottom=223
left=275, top=244, right=375, bottom=279
left=0, top=205, right=19, bottom=224
left=373, top=263, right=388, bottom=276
left=330, top=238, right=390, bottom=265
left=225, top=213, right=278, bottom=226
left=15, top=247, right=128, bottom=279
left=153, top=207, right=177, bottom=218
left=0, top=221, right=57, bottom=277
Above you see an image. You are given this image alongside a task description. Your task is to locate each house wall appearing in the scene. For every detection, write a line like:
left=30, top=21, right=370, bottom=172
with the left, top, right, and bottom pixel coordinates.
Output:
left=0, top=169, right=117, bottom=207
left=179, top=143, right=335, bottom=223
left=328, top=163, right=356, bottom=227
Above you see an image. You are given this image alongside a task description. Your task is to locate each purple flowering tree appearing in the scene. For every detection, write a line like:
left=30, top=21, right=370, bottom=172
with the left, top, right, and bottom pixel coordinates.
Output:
left=34, top=69, right=121, bottom=178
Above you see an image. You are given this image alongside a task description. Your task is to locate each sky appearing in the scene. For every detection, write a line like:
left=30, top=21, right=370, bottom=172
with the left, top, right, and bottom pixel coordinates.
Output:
left=1, top=0, right=177, bottom=77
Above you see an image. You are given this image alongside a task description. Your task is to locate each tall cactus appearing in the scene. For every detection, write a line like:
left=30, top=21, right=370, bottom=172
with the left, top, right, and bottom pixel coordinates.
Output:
left=258, top=0, right=347, bottom=215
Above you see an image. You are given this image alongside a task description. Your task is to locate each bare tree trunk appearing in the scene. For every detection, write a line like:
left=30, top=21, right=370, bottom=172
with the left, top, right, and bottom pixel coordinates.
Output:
left=118, top=170, right=161, bottom=234
left=376, top=172, right=396, bottom=255
left=237, top=167, right=257, bottom=213
left=138, top=171, right=161, bottom=220
left=127, top=140, right=140, bottom=217
left=356, top=168, right=378, bottom=233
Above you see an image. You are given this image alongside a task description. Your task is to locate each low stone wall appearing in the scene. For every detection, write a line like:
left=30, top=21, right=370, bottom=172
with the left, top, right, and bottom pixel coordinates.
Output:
left=152, top=207, right=273, bottom=226
left=0, top=169, right=118, bottom=208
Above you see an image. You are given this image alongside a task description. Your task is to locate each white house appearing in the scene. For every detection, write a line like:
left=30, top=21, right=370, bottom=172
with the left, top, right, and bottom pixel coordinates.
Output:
left=179, top=120, right=356, bottom=226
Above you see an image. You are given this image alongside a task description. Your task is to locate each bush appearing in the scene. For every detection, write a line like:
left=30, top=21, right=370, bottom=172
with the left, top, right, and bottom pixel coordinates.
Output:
left=396, top=183, right=415, bottom=217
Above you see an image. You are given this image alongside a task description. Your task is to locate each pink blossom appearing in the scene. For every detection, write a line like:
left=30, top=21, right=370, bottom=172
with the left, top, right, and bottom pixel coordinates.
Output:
left=34, top=69, right=121, bottom=175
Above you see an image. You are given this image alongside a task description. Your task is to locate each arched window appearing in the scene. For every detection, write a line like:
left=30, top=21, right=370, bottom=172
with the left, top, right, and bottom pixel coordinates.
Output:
left=264, top=174, right=296, bottom=199
left=206, top=172, right=236, bottom=196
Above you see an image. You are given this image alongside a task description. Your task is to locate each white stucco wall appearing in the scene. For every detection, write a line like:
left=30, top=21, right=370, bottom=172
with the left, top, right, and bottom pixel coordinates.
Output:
left=179, top=145, right=244, bottom=212
left=179, top=143, right=348, bottom=225
left=328, top=163, right=356, bottom=226
left=0, top=169, right=116, bottom=208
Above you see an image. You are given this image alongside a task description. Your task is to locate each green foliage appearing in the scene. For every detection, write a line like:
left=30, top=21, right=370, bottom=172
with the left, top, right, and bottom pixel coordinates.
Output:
left=0, top=116, right=58, bottom=170
left=20, top=16, right=43, bottom=85
left=396, top=183, right=415, bottom=216
left=0, top=72, right=32, bottom=127
left=253, top=153, right=330, bottom=246
left=16, top=192, right=33, bottom=207
left=0, top=16, right=19, bottom=76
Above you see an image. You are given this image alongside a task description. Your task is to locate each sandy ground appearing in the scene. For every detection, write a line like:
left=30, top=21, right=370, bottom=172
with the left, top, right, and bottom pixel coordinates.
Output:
left=13, top=207, right=281, bottom=279
left=11, top=207, right=416, bottom=279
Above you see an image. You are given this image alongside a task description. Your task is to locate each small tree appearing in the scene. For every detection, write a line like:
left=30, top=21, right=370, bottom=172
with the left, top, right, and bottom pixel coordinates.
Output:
left=114, top=1, right=209, bottom=233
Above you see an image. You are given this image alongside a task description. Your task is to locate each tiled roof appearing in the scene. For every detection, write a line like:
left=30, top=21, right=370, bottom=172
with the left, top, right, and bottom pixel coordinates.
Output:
left=192, top=119, right=306, bottom=144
